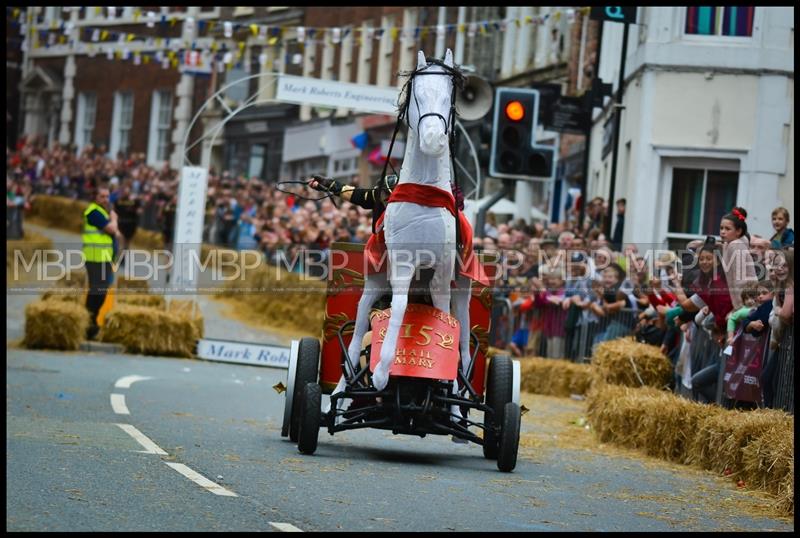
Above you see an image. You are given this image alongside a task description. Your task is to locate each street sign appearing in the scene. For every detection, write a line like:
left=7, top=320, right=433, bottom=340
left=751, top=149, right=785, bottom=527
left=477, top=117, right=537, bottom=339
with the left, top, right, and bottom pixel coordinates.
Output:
left=529, top=83, right=562, bottom=131
left=170, top=166, right=209, bottom=291
left=276, top=74, right=399, bottom=115
left=590, top=6, right=638, bottom=24
left=550, top=97, right=591, bottom=135
left=196, top=338, right=290, bottom=369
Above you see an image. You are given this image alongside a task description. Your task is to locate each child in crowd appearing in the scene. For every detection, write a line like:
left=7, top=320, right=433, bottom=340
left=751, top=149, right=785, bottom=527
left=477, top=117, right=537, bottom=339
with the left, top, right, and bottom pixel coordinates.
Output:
left=744, top=280, right=776, bottom=337
left=769, top=207, right=794, bottom=249
left=532, top=269, right=568, bottom=358
left=725, top=281, right=760, bottom=345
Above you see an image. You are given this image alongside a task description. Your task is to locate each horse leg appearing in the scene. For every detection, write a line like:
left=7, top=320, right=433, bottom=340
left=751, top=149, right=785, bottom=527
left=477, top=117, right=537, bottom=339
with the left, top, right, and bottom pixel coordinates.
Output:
left=325, top=274, right=386, bottom=414
left=430, top=258, right=465, bottom=425
left=452, top=274, right=472, bottom=386
left=347, top=273, right=386, bottom=381
left=373, top=269, right=413, bottom=391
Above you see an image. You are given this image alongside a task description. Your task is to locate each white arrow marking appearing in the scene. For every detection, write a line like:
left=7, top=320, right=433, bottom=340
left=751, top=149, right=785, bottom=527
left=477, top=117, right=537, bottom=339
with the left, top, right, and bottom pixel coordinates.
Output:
left=110, top=393, right=130, bottom=415
left=114, top=375, right=153, bottom=389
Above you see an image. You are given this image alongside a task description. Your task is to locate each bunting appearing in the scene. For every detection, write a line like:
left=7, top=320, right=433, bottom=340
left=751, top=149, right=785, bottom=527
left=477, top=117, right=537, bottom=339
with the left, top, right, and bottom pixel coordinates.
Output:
left=7, top=6, right=591, bottom=74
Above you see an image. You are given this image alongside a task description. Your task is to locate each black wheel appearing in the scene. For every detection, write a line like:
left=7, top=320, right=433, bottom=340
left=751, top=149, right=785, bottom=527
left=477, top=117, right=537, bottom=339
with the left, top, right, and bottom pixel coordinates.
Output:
left=298, top=383, right=322, bottom=455
left=290, top=338, right=320, bottom=442
left=483, top=355, right=513, bottom=459
left=497, top=401, right=521, bottom=472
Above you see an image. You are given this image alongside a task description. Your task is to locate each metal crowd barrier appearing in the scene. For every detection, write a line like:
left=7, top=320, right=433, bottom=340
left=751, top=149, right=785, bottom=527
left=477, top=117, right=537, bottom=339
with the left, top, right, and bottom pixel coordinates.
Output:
left=489, top=296, right=514, bottom=350
left=572, top=308, right=639, bottom=363
left=771, top=324, right=794, bottom=414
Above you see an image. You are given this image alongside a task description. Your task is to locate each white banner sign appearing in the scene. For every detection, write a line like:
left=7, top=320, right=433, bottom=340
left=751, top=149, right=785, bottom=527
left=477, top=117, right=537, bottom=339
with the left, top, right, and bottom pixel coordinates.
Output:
left=196, top=338, right=290, bottom=369
left=170, top=166, right=209, bottom=291
left=276, top=74, right=399, bottom=115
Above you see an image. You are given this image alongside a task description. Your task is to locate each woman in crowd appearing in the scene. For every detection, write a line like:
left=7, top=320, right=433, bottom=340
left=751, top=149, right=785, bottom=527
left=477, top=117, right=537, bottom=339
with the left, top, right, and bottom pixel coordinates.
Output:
left=718, top=207, right=758, bottom=310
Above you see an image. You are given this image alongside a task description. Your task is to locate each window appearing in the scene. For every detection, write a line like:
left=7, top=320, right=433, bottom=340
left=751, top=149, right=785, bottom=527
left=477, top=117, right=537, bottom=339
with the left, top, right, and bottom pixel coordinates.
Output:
left=148, top=90, right=173, bottom=165
left=668, top=167, right=738, bottom=237
left=248, top=144, right=266, bottom=179
left=225, top=65, right=249, bottom=104
left=74, top=92, right=97, bottom=152
left=110, top=92, right=134, bottom=158
left=685, top=7, right=755, bottom=37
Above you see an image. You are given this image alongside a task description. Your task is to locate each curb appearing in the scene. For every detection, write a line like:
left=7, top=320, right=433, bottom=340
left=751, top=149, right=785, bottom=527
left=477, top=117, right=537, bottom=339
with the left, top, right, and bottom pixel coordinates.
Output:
left=80, top=341, right=125, bottom=354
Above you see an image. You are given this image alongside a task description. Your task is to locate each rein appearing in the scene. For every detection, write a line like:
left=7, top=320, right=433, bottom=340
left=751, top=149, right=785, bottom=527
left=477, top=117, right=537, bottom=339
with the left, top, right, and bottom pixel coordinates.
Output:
left=275, top=180, right=339, bottom=208
left=378, top=60, right=463, bottom=250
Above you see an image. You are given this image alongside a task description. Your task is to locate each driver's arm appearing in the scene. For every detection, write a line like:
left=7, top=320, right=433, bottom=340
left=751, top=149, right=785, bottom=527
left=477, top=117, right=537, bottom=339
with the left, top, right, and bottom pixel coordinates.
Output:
left=308, top=175, right=379, bottom=209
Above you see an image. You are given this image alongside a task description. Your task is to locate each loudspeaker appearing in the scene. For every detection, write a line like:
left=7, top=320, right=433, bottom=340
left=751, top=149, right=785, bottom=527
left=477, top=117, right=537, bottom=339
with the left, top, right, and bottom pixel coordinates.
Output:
left=455, top=75, right=493, bottom=121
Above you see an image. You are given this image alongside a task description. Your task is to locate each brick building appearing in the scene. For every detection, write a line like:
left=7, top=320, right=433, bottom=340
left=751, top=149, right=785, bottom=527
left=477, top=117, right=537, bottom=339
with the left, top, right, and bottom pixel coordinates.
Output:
left=15, top=6, right=600, bottom=222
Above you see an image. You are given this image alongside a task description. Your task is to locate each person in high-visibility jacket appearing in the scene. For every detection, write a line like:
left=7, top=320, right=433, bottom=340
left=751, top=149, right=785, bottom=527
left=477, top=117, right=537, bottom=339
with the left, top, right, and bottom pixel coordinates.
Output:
left=83, top=187, right=120, bottom=339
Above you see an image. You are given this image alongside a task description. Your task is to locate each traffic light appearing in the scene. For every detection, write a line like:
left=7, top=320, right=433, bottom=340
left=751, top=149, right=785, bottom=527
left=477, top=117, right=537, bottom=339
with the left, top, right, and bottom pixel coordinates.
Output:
left=489, top=87, right=556, bottom=180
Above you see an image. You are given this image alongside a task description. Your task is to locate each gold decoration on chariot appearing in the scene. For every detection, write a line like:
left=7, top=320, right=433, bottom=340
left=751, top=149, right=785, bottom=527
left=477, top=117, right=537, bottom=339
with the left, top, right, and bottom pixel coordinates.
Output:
left=472, top=286, right=493, bottom=311
left=323, top=312, right=354, bottom=342
left=471, top=325, right=489, bottom=355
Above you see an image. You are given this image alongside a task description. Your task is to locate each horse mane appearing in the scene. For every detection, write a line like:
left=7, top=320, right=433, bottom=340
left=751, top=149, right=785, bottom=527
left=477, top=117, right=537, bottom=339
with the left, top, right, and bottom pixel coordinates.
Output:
left=395, top=58, right=466, bottom=116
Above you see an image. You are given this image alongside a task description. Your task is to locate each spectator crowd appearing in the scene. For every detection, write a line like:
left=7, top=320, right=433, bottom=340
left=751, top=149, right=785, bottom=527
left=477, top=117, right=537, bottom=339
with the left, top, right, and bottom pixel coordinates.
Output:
left=7, top=136, right=795, bottom=410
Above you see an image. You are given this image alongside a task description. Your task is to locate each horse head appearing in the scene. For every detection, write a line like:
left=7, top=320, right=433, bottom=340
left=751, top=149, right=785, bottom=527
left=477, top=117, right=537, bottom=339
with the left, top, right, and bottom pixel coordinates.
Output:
left=407, top=49, right=456, bottom=157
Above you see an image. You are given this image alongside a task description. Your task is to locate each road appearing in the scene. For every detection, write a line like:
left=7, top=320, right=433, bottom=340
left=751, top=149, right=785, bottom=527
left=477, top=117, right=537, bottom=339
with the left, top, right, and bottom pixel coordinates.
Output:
left=6, top=348, right=793, bottom=532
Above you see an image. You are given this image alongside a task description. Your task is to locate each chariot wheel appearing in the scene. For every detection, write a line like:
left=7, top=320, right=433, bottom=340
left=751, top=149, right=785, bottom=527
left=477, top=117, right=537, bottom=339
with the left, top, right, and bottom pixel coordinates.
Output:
left=289, top=338, right=320, bottom=442
left=297, top=383, right=322, bottom=455
left=497, top=401, right=521, bottom=472
left=483, top=355, right=513, bottom=459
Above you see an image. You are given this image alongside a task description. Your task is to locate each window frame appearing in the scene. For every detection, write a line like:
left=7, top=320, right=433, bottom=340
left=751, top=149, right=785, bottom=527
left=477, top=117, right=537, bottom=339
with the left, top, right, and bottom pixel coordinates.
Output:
left=74, top=92, right=97, bottom=152
left=147, top=90, right=173, bottom=166
left=663, top=158, right=741, bottom=243
left=110, top=91, right=134, bottom=158
left=681, top=6, right=759, bottom=44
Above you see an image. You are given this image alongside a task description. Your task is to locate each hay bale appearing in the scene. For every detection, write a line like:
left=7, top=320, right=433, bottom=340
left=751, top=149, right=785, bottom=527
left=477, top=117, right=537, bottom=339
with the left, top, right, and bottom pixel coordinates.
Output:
left=117, top=275, right=150, bottom=292
left=587, top=383, right=794, bottom=515
left=688, top=408, right=792, bottom=474
left=7, top=230, right=54, bottom=285
left=27, top=195, right=88, bottom=233
left=41, top=289, right=84, bottom=303
left=740, top=420, right=794, bottom=515
left=586, top=383, right=721, bottom=463
left=56, top=269, right=87, bottom=290
left=168, top=299, right=204, bottom=339
left=129, top=228, right=164, bottom=250
left=116, top=293, right=166, bottom=310
left=23, top=300, right=89, bottom=351
left=99, top=305, right=197, bottom=358
left=592, top=338, right=673, bottom=389
left=519, top=357, right=594, bottom=397
left=221, top=264, right=326, bottom=335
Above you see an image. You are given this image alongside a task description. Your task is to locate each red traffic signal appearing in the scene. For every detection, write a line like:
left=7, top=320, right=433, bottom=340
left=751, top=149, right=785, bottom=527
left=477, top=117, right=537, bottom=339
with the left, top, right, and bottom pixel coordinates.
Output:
left=504, top=100, right=525, bottom=121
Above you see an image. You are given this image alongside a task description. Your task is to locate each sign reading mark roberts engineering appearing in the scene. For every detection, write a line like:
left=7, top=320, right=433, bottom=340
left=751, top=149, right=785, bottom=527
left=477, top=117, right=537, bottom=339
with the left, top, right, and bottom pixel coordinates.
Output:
left=197, top=338, right=289, bottom=369
left=276, top=74, right=399, bottom=115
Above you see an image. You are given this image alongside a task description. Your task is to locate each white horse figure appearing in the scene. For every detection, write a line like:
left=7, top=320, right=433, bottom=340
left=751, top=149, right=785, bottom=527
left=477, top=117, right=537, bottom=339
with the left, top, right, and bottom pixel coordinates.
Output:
left=329, top=50, right=472, bottom=422
left=373, top=49, right=460, bottom=391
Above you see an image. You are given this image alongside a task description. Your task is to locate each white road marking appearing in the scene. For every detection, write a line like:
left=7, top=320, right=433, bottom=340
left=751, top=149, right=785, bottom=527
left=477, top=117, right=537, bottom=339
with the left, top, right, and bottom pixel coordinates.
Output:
left=110, top=393, right=130, bottom=415
left=164, top=462, right=238, bottom=497
left=114, top=375, right=153, bottom=389
left=116, top=424, right=168, bottom=455
left=269, top=522, right=303, bottom=532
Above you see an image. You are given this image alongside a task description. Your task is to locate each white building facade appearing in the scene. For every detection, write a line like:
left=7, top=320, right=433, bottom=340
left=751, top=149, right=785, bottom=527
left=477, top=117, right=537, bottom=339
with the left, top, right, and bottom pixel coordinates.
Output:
left=588, top=6, right=794, bottom=249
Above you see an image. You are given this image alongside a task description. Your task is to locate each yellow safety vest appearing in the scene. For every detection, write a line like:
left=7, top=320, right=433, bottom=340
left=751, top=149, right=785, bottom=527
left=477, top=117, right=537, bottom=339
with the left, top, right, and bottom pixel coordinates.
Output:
left=82, top=203, right=114, bottom=263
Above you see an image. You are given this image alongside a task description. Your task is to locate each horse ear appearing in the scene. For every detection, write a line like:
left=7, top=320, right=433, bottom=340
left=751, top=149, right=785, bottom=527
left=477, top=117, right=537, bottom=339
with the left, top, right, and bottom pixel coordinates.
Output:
left=417, top=50, right=427, bottom=69
left=444, top=48, right=454, bottom=68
